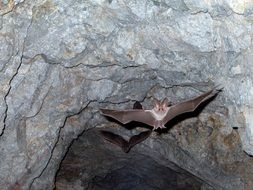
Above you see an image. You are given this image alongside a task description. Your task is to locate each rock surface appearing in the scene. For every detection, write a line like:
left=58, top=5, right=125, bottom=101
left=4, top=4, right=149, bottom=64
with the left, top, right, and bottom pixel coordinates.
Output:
left=0, top=0, right=253, bottom=189
left=56, top=128, right=207, bottom=190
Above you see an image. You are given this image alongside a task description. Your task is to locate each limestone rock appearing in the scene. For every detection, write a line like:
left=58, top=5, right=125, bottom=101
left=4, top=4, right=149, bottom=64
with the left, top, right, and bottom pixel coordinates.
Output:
left=0, top=0, right=253, bottom=189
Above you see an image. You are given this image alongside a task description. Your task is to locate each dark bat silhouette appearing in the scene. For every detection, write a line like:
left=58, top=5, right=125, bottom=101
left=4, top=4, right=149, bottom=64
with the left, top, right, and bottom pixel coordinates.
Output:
left=133, top=101, right=143, bottom=110
left=100, top=101, right=150, bottom=153
left=100, top=88, right=220, bottom=130
left=100, top=130, right=152, bottom=153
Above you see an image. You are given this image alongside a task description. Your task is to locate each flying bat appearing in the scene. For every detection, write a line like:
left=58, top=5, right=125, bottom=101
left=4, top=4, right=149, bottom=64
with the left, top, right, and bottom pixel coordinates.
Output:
left=100, top=88, right=220, bottom=130
left=100, top=100, right=150, bottom=153
left=100, top=130, right=152, bottom=153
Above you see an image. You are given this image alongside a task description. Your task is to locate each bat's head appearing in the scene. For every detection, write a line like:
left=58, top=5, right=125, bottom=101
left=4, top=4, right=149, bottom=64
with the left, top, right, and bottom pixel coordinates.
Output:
left=153, top=98, right=169, bottom=113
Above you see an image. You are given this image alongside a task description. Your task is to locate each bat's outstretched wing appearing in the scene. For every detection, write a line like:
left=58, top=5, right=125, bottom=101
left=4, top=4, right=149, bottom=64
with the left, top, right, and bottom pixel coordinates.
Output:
left=163, top=88, right=220, bottom=124
left=100, top=109, right=155, bottom=127
left=128, top=130, right=152, bottom=150
left=100, top=130, right=128, bottom=151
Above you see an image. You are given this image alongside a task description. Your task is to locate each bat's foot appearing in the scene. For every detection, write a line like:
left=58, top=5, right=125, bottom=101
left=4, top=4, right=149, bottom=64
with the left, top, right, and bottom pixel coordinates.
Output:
left=153, top=126, right=158, bottom=131
left=153, top=125, right=166, bottom=131
left=160, top=125, right=166, bottom=129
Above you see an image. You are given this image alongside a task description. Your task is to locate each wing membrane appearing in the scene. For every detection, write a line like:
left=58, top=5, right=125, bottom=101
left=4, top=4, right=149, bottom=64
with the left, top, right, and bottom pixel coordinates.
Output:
left=100, top=109, right=155, bottom=127
left=163, top=88, right=219, bottom=124
left=100, top=130, right=128, bottom=148
left=129, top=130, right=152, bottom=148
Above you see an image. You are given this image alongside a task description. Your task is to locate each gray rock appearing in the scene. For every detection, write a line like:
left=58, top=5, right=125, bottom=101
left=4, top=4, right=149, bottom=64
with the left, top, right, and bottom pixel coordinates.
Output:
left=0, top=0, right=253, bottom=189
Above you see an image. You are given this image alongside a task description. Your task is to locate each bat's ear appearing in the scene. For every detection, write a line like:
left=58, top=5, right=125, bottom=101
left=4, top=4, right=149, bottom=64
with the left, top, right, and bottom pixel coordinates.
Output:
left=162, top=98, right=169, bottom=108
left=153, top=98, right=160, bottom=109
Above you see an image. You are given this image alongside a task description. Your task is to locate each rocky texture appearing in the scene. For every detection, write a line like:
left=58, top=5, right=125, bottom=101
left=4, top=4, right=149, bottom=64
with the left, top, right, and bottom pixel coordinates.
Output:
left=0, top=0, right=253, bottom=189
left=56, top=109, right=253, bottom=190
left=56, top=128, right=206, bottom=190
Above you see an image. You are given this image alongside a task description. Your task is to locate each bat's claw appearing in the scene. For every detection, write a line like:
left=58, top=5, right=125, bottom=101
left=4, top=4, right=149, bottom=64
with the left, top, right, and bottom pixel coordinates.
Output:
left=153, top=125, right=166, bottom=131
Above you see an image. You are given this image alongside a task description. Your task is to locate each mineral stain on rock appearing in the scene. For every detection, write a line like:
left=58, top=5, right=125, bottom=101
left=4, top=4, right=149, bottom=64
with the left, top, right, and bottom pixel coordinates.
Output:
left=0, top=0, right=14, bottom=15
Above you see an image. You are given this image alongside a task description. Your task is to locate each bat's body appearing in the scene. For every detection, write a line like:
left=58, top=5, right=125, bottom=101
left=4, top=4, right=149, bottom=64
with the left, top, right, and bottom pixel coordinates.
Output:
left=100, top=130, right=152, bottom=153
left=100, top=88, right=220, bottom=130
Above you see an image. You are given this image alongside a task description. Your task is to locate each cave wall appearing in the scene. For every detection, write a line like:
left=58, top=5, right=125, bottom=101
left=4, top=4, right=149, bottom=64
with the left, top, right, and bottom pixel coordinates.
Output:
left=0, top=0, right=253, bottom=189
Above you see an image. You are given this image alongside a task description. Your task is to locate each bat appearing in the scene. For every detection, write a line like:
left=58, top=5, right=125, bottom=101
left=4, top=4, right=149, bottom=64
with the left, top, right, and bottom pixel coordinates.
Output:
left=100, top=130, right=152, bottom=153
left=100, top=87, right=220, bottom=130
left=100, top=100, right=150, bottom=153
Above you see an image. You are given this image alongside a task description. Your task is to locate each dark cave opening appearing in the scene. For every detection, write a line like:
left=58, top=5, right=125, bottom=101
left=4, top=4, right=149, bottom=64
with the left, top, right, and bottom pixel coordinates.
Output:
left=55, top=128, right=210, bottom=190
left=85, top=161, right=203, bottom=190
